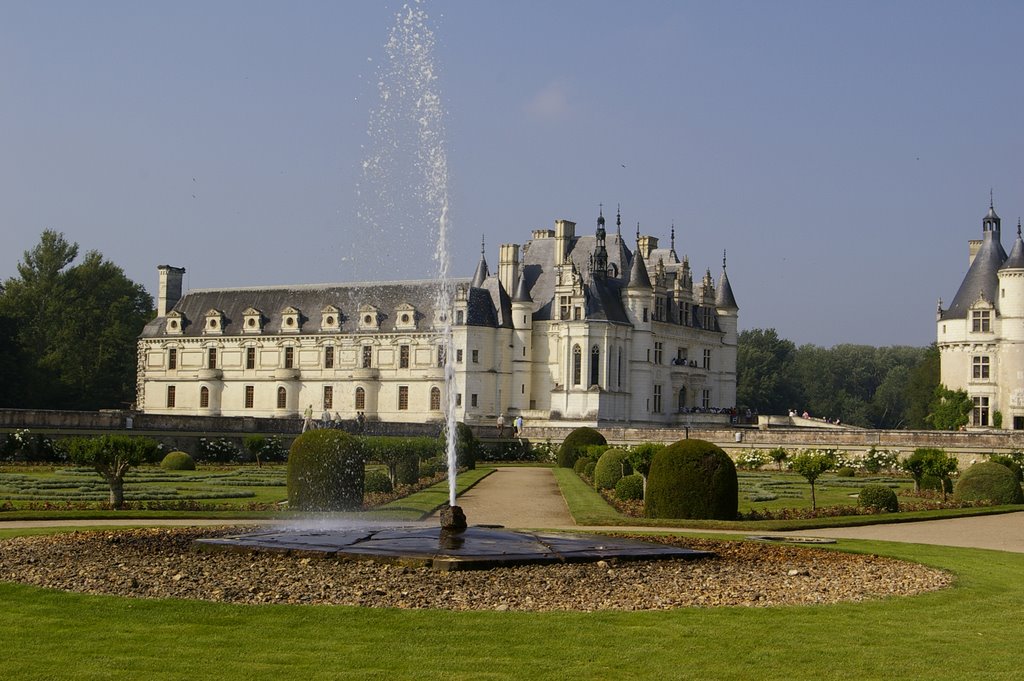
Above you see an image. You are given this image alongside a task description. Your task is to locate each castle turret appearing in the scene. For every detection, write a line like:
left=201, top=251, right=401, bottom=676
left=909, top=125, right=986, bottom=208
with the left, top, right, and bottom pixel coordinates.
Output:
left=715, top=251, right=739, bottom=408
left=511, top=274, right=534, bottom=412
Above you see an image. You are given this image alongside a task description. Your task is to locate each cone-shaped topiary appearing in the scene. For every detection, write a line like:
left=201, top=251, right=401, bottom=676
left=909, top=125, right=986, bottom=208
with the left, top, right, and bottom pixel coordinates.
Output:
left=953, top=462, right=1024, bottom=505
left=644, top=439, right=738, bottom=520
left=557, top=427, right=607, bottom=468
left=858, top=484, right=899, bottom=512
left=287, top=430, right=366, bottom=511
left=160, top=451, right=196, bottom=471
left=594, top=448, right=632, bottom=490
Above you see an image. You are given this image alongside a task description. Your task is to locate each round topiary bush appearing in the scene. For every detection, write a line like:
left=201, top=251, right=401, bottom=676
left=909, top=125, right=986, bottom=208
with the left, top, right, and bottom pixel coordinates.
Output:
left=858, top=484, right=899, bottom=512
left=644, top=439, right=738, bottom=520
left=615, top=473, right=644, bottom=501
left=593, top=448, right=632, bottom=490
left=557, top=427, right=607, bottom=468
left=988, top=455, right=1024, bottom=483
left=160, top=451, right=196, bottom=471
left=287, top=430, right=366, bottom=511
left=953, top=462, right=1024, bottom=505
left=583, top=460, right=597, bottom=479
left=364, top=469, right=393, bottom=494
left=573, top=456, right=591, bottom=475
left=836, top=466, right=856, bottom=478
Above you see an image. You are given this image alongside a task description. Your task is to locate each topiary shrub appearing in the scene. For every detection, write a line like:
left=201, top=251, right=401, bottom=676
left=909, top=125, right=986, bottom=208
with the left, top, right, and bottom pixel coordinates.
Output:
left=593, top=448, right=632, bottom=490
left=573, top=456, right=591, bottom=475
left=644, top=439, right=738, bottom=520
left=836, top=466, right=856, bottom=478
left=454, top=422, right=478, bottom=470
left=615, top=473, right=644, bottom=501
left=953, top=462, right=1024, bottom=505
left=583, top=460, right=597, bottom=479
left=160, top=451, right=196, bottom=471
left=364, top=469, right=394, bottom=494
left=920, top=474, right=953, bottom=494
left=988, top=454, right=1024, bottom=483
left=557, top=427, right=607, bottom=468
left=858, top=484, right=899, bottom=512
left=287, top=430, right=365, bottom=511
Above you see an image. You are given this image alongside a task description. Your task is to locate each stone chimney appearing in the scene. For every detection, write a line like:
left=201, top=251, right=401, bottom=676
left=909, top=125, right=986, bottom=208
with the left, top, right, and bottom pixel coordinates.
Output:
left=554, top=219, right=576, bottom=265
left=637, top=235, right=659, bottom=259
left=157, top=265, right=186, bottom=317
left=498, top=243, right=519, bottom=295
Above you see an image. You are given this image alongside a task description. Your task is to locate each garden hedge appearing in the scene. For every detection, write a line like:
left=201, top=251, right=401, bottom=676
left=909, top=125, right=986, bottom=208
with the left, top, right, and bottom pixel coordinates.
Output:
left=593, top=448, right=632, bottom=490
left=557, top=427, right=607, bottom=468
left=160, top=451, right=196, bottom=471
left=953, top=462, right=1024, bottom=505
left=644, top=438, right=737, bottom=520
left=858, top=484, right=899, bottom=512
left=287, top=430, right=365, bottom=511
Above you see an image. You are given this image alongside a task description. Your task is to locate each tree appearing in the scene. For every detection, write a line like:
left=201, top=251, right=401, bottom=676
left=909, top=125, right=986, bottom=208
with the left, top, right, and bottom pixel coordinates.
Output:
left=903, top=344, right=940, bottom=428
left=736, top=329, right=799, bottom=414
left=62, top=435, right=159, bottom=508
left=625, top=442, right=665, bottom=499
left=789, top=449, right=834, bottom=510
left=0, top=231, right=153, bottom=409
left=902, top=447, right=957, bottom=498
left=925, top=386, right=972, bottom=431
left=769, top=447, right=789, bottom=471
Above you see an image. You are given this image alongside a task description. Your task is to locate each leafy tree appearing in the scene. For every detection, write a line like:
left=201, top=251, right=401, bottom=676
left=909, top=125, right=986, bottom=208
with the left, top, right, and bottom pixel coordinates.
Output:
left=0, top=231, right=153, bottom=409
left=62, top=435, right=160, bottom=508
left=789, top=449, right=834, bottom=510
left=925, top=386, right=972, bottom=431
left=901, top=447, right=957, bottom=494
left=625, top=442, right=665, bottom=499
left=903, top=344, right=940, bottom=428
left=736, top=329, right=799, bottom=413
left=769, top=447, right=789, bottom=471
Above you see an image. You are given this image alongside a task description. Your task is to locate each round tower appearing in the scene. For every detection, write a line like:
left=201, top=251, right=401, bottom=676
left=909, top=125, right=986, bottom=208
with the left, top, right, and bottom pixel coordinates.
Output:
left=511, top=273, right=534, bottom=413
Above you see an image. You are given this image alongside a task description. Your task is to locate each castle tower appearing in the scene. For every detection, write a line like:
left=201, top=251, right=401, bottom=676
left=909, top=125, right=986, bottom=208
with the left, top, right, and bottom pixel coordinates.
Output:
left=511, top=274, right=534, bottom=413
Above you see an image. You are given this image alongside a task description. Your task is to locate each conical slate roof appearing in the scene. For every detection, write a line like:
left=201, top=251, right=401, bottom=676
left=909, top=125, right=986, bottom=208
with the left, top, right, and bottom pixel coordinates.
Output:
left=470, top=252, right=489, bottom=288
left=1000, top=225, right=1024, bottom=271
left=945, top=230, right=1006, bottom=318
left=625, top=252, right=652, bottom=290
left=512, top=273, right=533, bottom=303
left=716, top=268, right=738, bottom=310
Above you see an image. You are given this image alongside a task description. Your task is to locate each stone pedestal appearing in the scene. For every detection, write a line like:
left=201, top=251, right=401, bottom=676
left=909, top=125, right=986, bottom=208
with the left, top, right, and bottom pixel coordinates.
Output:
left=439, top=504, right=467, bottom=531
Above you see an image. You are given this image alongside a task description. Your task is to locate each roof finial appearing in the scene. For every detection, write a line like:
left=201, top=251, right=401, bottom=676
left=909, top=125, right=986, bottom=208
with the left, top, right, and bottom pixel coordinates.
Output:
left=722, top=249, right=727, bottom=270
left=671, top=223, right=676, bottom=251
left=990, top=188, right=994, bottom=209
left=616, top=204, right=621, bottom=236
left=480, top=234, right=486, bottom=255
left=636, top=222, right=640, bottom=243
left=1018, top=218, right=1021, bottom=237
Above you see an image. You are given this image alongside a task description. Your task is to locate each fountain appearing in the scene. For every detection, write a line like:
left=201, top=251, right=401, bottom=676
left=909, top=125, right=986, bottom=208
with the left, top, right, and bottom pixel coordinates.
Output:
left=196, top=2, right=712, bottom=570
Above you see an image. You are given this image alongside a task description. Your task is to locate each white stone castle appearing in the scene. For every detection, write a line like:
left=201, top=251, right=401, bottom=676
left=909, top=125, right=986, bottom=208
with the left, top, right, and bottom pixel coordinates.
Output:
left=137, top=210, right=739, bottom=426
left=938, top=199, right=1024, bottom=428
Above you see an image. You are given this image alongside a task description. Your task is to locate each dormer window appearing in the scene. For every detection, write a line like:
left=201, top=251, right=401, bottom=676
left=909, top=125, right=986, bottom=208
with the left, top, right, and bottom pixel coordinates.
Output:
left=972, top=309, right=992, bottom=333
left=358, top=305, right=381, bottom=331
left=281, top=306, right=301, bottom=333
left=204, top=309, right=225, bottom=335
left=242, top=307, right=264, bottom=334
left=321, top=305, right=341, bottom=332
left=165, top=311, right=185, bottom=336
left=395, top=303, right=417, bottom=331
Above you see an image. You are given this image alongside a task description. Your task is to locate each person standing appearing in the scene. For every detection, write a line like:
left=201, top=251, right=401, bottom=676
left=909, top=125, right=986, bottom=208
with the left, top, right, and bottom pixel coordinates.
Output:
left=496, top=413, right=505, bottom=437
left=302, top=404, right=313, bottom=432
left=321, top=407, right=333, bottom=429
left=515, top=414, right=524, bottom=438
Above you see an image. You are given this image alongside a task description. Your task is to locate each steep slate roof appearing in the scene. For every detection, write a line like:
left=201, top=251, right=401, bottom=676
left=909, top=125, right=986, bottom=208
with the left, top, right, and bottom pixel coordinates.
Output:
left=945, top=231, right=1007, bottom=319
left=625, top=250, right=653, bottom=290
left=140, top=278, right=476, bottom=338
left=1000, top=225, right=1024, bottom=270
left=716, top=268, right=739, bottom=310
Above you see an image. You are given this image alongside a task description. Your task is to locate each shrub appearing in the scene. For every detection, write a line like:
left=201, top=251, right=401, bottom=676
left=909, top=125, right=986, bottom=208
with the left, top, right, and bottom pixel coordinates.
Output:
left=903, top=448, right=956, bottom=495
left=858, top=484, right=899, bottom=512
left=573, top=457, right=590, bottom=475
left=734, top=449, right=770, bottom=471
left=953, top=462, right=1024, bottom=505
left=557, top=427, right=607, bottom=468
left=769, top=447, right=789, bottom=471
left=626, top=442, right=665, bottom=480
left=920, top=474, right=953, bottom=494
left=789, top=449, right=835, bottom=510
left=862, top=447, right=899, bottom=474
left=287, top=430, right=365, bottom=511
left=583, top=460, right=597, bottom=479
left=836, top=466, right=856, bottom=478
left=160, top=451, right=196, bottom=471
left=593, top=448, right=632, bottom=490
left=451, top=422, right=478, bottom=470
left=644, top=439, right=738, bottom=520
left=364, top=469, right=393, bottom=494
left=988, top=454, right=1024, bottom=483
left=615, top=473, right=644, bottom=501
left=197, top=437, right=240, bottom=464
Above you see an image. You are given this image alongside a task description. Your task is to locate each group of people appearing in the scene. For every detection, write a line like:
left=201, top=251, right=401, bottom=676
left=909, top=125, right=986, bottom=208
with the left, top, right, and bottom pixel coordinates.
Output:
left=495, top=413, right=525, bottom=438
left=301, top=405, right=366, bottom=433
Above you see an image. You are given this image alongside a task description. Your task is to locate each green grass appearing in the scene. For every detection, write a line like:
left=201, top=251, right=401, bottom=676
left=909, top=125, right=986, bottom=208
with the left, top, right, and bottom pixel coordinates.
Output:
left=0, top=533, right=1022, bottom=679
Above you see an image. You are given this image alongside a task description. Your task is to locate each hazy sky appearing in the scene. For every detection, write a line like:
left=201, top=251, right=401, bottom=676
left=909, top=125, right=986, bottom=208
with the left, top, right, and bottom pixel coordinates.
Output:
left=1, top=1, right=1021, bottom=348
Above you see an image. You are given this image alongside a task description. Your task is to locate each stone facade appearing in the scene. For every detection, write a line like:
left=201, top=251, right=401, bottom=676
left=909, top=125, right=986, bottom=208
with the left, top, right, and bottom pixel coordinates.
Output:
left=938, top=201, right=1024, bottom=429
left=137, top=212, right=738, bottom=427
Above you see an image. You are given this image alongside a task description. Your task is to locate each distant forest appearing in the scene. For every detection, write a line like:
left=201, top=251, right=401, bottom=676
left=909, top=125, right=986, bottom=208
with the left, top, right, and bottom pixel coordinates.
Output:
left=737, top=328, right=940, bottom=429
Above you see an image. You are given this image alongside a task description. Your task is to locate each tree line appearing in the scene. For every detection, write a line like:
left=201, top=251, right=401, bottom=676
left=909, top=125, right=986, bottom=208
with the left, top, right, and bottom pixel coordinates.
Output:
left=737, top=328, right=955, bottom=429
left=0, top=231, right=153, bottom=410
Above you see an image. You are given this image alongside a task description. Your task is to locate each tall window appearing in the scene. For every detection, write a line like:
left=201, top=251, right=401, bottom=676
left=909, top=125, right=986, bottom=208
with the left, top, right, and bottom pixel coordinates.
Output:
left=973, top=356, right=991, bottom=380
left=702, top=389, right=711, bottom=409
left=653, top=385, right=662, bottom=413
left=559, top=295, right=571, bottom=320
left=284, top=347, right=294, bottom=369
left=572, top=344, right=582, bottom=385
left=973, top=396, right=990, bottom=426
left=323, top=386, right=333, bottom=410
left=324, top=346, right=335, bottom=369
left=972, top=310, right=991, bottom=332
left=703, top=349, right=712, bottom=369
left=471, top=349, right=479, bottom=363
left=654, top=342, right=663, bottom=364
left=703, top=308, right=714, bottom=329
left=655, top=297, right=665, bottom=321
left=590, top=345, right=600, bottom=387
left=277, top=387, right=287, bottom=409
left=682, top=302, right=691, bottom=326
left=244, top=385, right=254, bottom=409
left=246, top=347, right=256, bottom=370
left=471, top=393, right=478, bottom=407
left=362, top=345, right=372, bottom=368
left=400, top=345, right=410, bottom=368
left=617, top=348, right=622, bottom=388
left=437, top=345, right=446, bottom=367
left=430, top=387, right=441, bottom=410
left=456, top=349, right=463, bottom=363
left=166, top=385, right=176, bottom=408
left=398, top=386, right=409, bottom=410
left=168, top=348, right=177, bottom=370
left=642, top=307, right=648, bottom=322
left=199, top=386, right=209, bottom=408
left=207, top=348, right=217, bottom=369
left=355, top=387, right=365, bottom=410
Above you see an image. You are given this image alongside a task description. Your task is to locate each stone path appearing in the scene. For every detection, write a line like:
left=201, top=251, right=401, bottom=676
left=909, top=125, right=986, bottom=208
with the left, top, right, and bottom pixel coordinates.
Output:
left=434, top=466, right=575, bottom=529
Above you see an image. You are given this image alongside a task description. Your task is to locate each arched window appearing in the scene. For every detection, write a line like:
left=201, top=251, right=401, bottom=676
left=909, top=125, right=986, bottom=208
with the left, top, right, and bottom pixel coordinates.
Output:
left=430, top=386, right=441, bottom=410
left=199, top=386, right=209, bottom=408
left=277, top=386, right=287, bottom=409
left=678, top=387, right=687, bottom=412
left=355, top=387, right=366, bottom=411
left=572, top=344, right=582, bottom=386
left=590, top=345, right=600, bottom=387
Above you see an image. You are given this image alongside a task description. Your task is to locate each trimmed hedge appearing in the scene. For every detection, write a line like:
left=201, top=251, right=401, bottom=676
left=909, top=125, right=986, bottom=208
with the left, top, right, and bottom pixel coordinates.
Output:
left=364, top=469, right=394, bottom=494
left=160, top=451, right=196, bottom=471
left=615, top=473, right=645, bottom=501
left=954, top=462, right=1024, bottom=505
left=287, top=430, right=365, bottom=511
left=858, top=484, right=899, bottom=512
left=644, top=439, right=738, bottom=520
left=557, top=427, right=607, bottom=468
left=594, top=448, right=632, bottom=490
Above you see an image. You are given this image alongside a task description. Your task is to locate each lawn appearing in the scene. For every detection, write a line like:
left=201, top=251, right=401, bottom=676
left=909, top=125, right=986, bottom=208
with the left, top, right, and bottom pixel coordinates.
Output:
left=0, top=532, right=1021, bottom=680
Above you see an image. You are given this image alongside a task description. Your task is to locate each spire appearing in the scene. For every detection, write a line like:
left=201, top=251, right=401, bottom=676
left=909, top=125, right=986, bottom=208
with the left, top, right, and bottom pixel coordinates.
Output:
left=470, top=235, right=489, bottom=288
left=625, top=250, right=652, bottom=291
left=636, top=221, right=640, bottom=244
left=1000, top=220, right=1024, bottom=270
left=716, top=250, right=738, bottom=310
left=616, top=204, right=621, bottom=236
left=512, top=271, right=533, bottom=303
left=593, top=205, right=608, bottom=276
left=670, top=224, right=676, bottom=251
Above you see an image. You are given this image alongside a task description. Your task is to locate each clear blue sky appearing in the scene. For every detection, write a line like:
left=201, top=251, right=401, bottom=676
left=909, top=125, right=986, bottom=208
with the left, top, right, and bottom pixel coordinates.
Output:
left=1, top=0, right=1021, bottom=347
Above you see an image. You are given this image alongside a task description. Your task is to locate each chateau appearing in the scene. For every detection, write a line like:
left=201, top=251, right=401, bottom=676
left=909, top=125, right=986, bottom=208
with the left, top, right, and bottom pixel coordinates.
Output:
left=137, top=211, right=739, bottom=426
left=938, top=200, right=1024, bottom=428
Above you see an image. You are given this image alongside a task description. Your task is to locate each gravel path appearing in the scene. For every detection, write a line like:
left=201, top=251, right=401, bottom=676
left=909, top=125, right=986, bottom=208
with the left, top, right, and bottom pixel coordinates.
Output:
left=0, top=527, right=951, bottom=611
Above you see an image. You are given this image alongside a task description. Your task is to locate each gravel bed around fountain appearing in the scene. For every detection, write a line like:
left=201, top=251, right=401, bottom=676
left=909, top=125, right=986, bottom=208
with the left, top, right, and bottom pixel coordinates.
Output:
left=0, top=527, right=952, bottom=611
